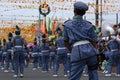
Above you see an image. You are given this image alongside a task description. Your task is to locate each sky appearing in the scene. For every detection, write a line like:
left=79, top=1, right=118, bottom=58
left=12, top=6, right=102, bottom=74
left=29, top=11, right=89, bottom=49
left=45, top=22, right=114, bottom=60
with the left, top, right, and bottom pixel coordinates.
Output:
left=0, top=0, right=120, bottom=27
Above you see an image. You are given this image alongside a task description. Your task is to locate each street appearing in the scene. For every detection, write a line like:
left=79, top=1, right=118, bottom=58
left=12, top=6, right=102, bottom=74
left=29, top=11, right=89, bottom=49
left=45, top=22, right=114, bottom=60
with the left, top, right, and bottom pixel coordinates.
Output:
left=0, top=64, right=120, bottom=80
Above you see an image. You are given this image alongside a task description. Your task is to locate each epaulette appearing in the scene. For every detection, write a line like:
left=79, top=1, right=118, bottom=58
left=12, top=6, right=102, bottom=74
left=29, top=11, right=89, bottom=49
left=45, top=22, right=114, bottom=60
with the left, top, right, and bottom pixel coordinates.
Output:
left=63, top=19, right=72, bottom=26
left=64, top=19, right=71, bottom=23
left=86, top=21, right=92, bottom=24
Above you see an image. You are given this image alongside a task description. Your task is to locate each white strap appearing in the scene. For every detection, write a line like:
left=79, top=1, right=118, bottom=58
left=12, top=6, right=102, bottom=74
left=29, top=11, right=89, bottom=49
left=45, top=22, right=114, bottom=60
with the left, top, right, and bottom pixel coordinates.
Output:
left=32, top=52, right=38, bottom=55
left=14, top=46, right=22, bottom=48
left=3, top=52, right=6, bottom=55
left=50, top=52, right=55, bottom=54
left=41, top=50, right=49, bottom=52
left=57, top=47, right=66, bottom=50
left=67, top=53, right=71, bottom=55
left=8, top=49, right=12, bottom=51
left=111, top=49, right=118, bottom=52
left=39, top=52, right=42, bottom=54
left=73, top=40, right=90, bottom=47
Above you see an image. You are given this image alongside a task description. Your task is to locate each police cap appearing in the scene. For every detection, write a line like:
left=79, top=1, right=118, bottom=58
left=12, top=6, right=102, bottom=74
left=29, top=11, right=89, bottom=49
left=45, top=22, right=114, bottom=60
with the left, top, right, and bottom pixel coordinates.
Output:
left=74, top=1, right=88, bottom=11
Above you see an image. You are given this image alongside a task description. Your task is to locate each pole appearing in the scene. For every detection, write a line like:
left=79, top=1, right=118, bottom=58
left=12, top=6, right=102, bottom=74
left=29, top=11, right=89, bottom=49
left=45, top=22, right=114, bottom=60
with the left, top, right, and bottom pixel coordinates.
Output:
left=37, top=0, right=42, bottom=43
left=116, top=13, right=118, bottom=24
left=100, top=0, right=102, bottom=27
left=39, top=0, right=41, bottom=30
left=95, top=0, right=99, bottom=27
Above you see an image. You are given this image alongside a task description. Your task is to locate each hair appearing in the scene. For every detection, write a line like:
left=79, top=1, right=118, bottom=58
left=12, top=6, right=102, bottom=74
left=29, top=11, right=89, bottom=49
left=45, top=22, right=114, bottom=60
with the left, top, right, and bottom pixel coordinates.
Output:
left=0, top=39, right=1, bottom=45
left=42, top=34, right=46, bottom=38
left=113, top=24, right=118, bottom=28
left=74, top=8, right=86, bottom=16
left=118, top=23, right=120, bottom=27
left=49, top=41, right=54, bottom=46
left=8, top=32, right=13, bottom=38
left=15, top=30, right=20, bottom=35
left=42, top=34, right=46, bottom=43
left=34, top=41, right=37, bottom=45
left=34, top=38, right=37, bottom=41
left=8, top=37, right=11, bottom=41
left=16, top=25, right=20, bottom=30
left=3, top=39, right=6, bottom=46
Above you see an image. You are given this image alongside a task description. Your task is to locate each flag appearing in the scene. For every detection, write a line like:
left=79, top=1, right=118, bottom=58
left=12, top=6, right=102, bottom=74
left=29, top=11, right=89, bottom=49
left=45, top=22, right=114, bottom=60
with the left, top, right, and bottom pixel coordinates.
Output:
left=40, top=20, right=46, bottom=34
left=52, top=19, right=58, bottom=33
left=49, top=19, right=53, bottom=31
left=104, top=0, right=108, bottom=3
left=44, top=20, right=48, bottom=34
left=46, top=17, right=50, bottom=32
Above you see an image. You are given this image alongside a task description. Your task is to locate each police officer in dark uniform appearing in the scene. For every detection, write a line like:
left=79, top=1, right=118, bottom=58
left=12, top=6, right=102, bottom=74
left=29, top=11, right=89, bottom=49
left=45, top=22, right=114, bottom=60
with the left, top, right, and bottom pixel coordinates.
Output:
left=62, top=1, right=98, bottom=80
left=12, top=27, right=25, bottom=78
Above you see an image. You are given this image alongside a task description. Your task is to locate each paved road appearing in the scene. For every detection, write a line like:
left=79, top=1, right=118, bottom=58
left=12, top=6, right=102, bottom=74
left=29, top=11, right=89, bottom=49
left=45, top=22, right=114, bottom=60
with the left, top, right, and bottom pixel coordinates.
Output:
left=0, top=64, right=120, bottom=80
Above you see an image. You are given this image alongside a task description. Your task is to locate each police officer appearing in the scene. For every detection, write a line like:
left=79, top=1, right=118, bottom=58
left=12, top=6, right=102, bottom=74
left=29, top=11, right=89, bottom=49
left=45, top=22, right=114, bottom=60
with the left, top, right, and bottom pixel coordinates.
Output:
left=62, top=1, right=98, bottom=80
left=12, top=28, right=25, bottom=78
left=53, top=32, right=68, bottom=77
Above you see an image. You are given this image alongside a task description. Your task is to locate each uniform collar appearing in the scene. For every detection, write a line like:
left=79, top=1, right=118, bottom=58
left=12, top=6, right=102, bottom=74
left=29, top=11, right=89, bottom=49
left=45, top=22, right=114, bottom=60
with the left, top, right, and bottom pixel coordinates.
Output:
left=73, top=15, right=83, bottom=19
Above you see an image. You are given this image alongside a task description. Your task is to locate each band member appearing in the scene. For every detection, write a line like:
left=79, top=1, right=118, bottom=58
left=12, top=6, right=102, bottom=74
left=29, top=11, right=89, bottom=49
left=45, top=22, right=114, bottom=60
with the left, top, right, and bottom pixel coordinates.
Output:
left=40, top=34, right=49, bottom=72
left=62, top=1, right=98, bottom=80
left=12, top=26, right=25, bottom=78
left=1, top=39, right=7, bottom=70
left=49, top=41, right=56, bottom=70
left=23, top=44, right=30, bottom=68
left=0, top=40, right=2, bottom=68
left=4, top=33, right=13, bottom=72
left=31, top=41, right=39, bottom=70
left=105, top=36, right=120, bottom=76
left=53, top=32, right=68, bottom=77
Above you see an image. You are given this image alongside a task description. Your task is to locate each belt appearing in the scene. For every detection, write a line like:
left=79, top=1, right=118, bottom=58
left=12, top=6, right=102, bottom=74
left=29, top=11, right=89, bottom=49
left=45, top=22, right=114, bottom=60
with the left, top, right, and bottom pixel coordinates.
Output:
left=67, top=53, right=71, bottom=55
left=57, top=47, right=66, bottom=50
left=32, top=52, right=38, bottom=55
left=24, top=53, right=28, bottom=54
left=8, top=49, right=12, bottom=51
left=39, top=52, right=42, bottom=54
left=50, top=52, right=55, bottom=54
left=73, top=40, right=90, bottom=47
left=41, top=50, right=49, bottom=53
left=111, top=49, right=118, bottom=52
left=14, top=46, right=22, bottom=48
left=3, top=52, right=6, bottom=55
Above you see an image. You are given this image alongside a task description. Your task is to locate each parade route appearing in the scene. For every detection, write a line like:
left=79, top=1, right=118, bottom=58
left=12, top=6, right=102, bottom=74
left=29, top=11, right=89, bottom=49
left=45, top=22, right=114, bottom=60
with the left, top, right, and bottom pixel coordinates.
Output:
left=0, top=64, right=120, bottom=80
